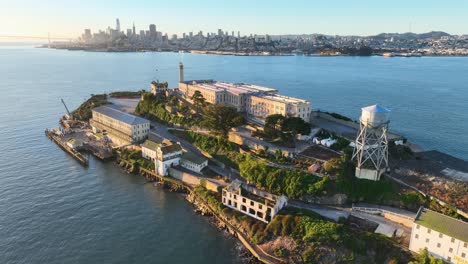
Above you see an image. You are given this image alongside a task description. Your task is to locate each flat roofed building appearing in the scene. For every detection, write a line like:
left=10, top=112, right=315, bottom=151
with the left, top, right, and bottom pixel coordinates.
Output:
left=248, top=93, right=311, bottom=121
left=221, top=179, right=287, bottom=223
left=90, top=105, right=150, bottom=144
left=409, top=207, right=468, bottom=264
left=141, top=134, right=183, bottom=176
left=180, top=152, right=208, bottom=173
left=178, top=80, right=311, bottom=122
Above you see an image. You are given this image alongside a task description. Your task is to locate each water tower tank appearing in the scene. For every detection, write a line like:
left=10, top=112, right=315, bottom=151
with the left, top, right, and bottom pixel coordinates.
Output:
left=360, top=104, right=390, bottom=127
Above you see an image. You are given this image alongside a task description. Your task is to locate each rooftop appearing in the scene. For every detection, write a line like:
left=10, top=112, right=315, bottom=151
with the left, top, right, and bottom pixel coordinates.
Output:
left=93, top=105, right=149, bottom=125
left=362, top=104, right=391, bottom=113
left=254, top=93, right=310, bottom=105
left=181, top=151, right=207, bottom=165
left=185, top=80, right=278, bottom=95
left=225, top=179, right=278, bottom=203
left=415, top=207, right=468, bottom=242
left=142, top=134, right=182, bottom=155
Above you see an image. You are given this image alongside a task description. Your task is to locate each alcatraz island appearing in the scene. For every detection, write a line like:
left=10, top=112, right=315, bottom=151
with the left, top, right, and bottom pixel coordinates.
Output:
left=45, top=63, right=468, bottom=264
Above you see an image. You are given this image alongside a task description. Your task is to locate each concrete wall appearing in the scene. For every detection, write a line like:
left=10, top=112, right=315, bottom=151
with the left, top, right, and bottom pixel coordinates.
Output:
left=200, top=179, right=220, bottom=193
left=169, top=168, right=200, bottom=186
left=355, top=167, right=383, bottom=181
left=228, top=132, right=293, bottom=157
left=383, top=212, right=414, bottom=228
left=169, top=168, right=221, bottom=193
left=312, top=111, right=359, bottom=130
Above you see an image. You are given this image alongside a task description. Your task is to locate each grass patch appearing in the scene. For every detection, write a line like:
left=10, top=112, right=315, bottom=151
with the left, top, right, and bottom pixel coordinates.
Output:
left=72, top=94, right=109, bottom=121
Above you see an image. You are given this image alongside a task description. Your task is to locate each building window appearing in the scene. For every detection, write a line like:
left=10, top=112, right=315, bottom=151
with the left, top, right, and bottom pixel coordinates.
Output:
left=462, top=253, right=466, bottom=258
left=425, top=238, right=429, bottom=243
left=439, top=233, right=443, bottom=238
left=416, top=225, right=420, bottom=229
left=234, top=195, right=237, bottom=199
left=242, top=198, right=246, bottom=203
left=250, top=201, right=254, bottom=206
left=437, top=243, right=441, bottom=248
left=427, top=229, right=431, bottom=234
left=451, top=238, right=455, bottom=243
left=258, top=204, right=263, bottom=209
left=447, top=257, right=451, bottom=262
left=415, top=234, right=419, bottom=239
left=449, top=248, right=453, bottom=253
left=464, top=242, right=467, bottom=248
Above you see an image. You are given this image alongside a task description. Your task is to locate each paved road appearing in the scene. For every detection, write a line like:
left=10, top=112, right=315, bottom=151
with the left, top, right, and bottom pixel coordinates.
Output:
left=288, top=201, right=350, bottom=221
left=149, top=115, right=411, bottom=239
left=150, top=121, right=242, bottom=181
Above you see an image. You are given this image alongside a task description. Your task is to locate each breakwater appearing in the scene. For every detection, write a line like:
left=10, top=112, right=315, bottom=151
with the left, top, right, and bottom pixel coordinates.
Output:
left=44, top=129, right=88, bottom=166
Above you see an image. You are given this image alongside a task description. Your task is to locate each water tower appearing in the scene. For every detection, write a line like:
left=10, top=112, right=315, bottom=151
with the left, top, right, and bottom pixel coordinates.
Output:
left=352, top=104, right=390, bottom=181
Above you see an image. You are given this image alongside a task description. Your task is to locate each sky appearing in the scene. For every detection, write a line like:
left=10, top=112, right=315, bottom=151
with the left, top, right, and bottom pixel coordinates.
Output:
left=0, top=0, right=467, bottom=40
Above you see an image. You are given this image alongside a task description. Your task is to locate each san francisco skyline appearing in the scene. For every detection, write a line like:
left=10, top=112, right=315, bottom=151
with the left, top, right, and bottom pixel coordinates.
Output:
left=1, top=0, right=468, bottom=41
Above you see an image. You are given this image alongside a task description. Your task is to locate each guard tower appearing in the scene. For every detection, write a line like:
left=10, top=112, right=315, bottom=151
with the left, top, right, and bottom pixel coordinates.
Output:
left=352, top=104, right=390, bottom=181
left=178, top=62, right=184, bottom=83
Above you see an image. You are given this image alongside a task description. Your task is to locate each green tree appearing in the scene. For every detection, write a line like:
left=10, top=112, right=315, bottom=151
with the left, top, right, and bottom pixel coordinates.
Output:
left=191, top=90, right=205, bottom=113
left=168, top=95, right=179, bottom=107
left=408, top=248, right=448, bottom=264
left=264, top=114, right=286, bottom=139
left=202, top=104, right=244, bottom=138
left=282, top=116, right=311, bottom=136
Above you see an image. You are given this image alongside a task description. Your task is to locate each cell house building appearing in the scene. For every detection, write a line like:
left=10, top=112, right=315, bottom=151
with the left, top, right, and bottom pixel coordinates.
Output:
left=177, top=63, right=312, bottom=122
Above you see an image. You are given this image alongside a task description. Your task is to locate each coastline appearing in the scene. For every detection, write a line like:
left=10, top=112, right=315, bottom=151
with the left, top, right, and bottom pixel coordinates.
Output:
left=115, top=157, right=275, bottom=264
left=42, top=46, right=468, bottom=57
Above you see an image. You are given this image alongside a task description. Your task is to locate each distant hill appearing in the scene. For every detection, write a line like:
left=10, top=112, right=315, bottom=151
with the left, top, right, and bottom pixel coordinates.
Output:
left=371, top=31, right=451, bottom=40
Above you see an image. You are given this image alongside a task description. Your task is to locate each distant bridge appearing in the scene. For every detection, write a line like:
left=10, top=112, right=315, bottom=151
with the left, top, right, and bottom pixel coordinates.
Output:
left=0, top=35, right=74, bottom=41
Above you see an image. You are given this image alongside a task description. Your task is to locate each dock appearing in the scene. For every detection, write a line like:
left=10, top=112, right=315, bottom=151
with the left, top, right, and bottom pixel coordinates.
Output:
left=45, top=129, right=88, bottom=166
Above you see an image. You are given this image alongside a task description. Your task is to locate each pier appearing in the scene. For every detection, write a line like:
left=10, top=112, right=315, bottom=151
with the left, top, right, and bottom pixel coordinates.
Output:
left=45, top=129, right=88, bottom=166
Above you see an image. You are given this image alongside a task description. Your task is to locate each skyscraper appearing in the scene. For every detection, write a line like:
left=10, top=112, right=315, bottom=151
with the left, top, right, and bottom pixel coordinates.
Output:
left=132, top=22, right=136, bottom=36
left=116, top=18, right=121, bottom=32
left=149, top=24, right=157, bottom=39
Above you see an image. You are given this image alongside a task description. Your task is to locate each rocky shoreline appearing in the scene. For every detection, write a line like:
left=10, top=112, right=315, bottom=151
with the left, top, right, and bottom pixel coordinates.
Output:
left=115, top=159, right=262, bottom=264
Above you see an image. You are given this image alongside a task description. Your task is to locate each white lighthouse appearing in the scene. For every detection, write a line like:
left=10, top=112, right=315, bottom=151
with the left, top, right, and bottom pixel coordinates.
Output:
left=178, top=62, right=184, bottom=83
left=352, top=104, right=390, bottom=181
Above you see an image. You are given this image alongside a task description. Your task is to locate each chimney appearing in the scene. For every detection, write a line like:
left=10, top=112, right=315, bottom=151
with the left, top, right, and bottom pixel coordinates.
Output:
left=178, top=62, right=184, bottom=83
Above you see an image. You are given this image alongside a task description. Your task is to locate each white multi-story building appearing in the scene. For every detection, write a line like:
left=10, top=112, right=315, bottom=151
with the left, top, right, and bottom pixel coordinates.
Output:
left=178, top=67, right=311, bottom=122
left=221, top=180, right=288, bottom=223
left=409, top=207, right=468, bottom=264
left=90, top=105, right=150, bottom=144
left=180, top=152, right=208, bottom=173
left=141, top=134, right=183, bottom=176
